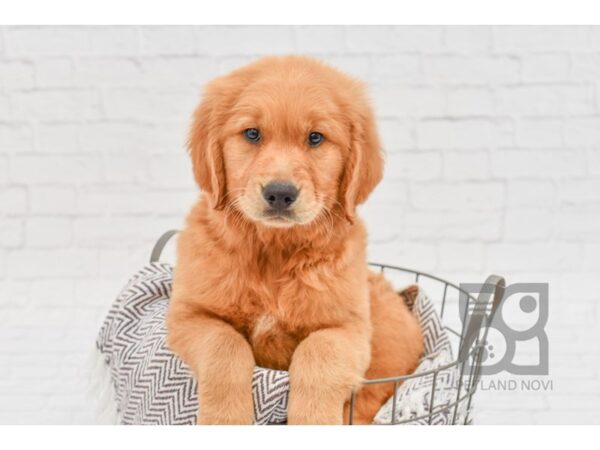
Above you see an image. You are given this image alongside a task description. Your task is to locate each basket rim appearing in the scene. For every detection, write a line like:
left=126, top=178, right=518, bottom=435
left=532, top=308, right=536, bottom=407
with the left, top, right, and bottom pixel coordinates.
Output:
left=348, top=263, right=505, bottom=425
left=361, top=262, right=496, bottom=386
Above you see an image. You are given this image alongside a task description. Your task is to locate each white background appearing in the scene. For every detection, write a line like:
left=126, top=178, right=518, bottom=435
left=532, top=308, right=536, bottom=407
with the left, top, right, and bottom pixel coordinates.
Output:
left=0, top=25, right=599, bottom=424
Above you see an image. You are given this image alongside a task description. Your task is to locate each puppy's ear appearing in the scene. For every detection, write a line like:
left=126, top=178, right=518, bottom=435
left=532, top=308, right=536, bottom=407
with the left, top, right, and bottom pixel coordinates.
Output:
left=188, top=92, right=227, bottom=210
left=340, top=100, right=384, bottom=223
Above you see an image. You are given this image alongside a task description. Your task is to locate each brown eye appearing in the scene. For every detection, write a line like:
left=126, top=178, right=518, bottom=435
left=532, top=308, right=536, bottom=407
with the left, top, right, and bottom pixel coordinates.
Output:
left=243, top=128, right=261, bottom=143
left=308, top=132, right=324, bottom=147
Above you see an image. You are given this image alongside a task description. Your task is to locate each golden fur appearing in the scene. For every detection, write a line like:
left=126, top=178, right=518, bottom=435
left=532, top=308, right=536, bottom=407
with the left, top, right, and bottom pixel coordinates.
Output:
left=166, top=56, right=423, bottom=425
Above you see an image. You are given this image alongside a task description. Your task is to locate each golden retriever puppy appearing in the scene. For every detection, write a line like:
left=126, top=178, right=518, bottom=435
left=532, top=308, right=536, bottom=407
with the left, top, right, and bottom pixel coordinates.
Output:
left=166, top=56, right=423, bottom=425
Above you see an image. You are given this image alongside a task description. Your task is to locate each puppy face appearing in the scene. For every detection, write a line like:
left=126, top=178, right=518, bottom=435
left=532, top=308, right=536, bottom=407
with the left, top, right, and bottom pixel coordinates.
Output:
left=189, top=56, right=383, bottom=228
left=221, top=77, right=349, bottom=228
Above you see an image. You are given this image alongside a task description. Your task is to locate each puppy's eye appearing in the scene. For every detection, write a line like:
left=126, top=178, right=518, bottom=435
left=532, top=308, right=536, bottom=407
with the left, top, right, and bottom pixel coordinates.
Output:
left=308, top=132, right=324, bottom=147
left=243, top=128, right=261, bottom=144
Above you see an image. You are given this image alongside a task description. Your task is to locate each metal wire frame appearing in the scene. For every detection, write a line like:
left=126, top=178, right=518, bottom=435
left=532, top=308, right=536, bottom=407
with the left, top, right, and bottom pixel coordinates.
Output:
left=346, top=263, right=506, bottom=425
left=149, top=231, right=505, bottom=426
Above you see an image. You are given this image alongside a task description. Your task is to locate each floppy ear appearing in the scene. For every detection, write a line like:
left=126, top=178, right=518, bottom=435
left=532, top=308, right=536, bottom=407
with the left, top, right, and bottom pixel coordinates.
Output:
left=187, top=93, right=227, bottom=210
left=340, top=105, right=384, bottom=223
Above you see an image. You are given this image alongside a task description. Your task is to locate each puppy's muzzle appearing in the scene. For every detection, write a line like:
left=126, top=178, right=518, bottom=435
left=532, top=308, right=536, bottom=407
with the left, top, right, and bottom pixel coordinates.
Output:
left=262, top=181, right=299, bottom=212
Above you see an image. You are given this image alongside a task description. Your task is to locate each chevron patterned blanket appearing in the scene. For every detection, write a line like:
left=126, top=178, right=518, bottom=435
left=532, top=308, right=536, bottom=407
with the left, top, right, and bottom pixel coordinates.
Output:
left=96, top=262, right=465, bottom=425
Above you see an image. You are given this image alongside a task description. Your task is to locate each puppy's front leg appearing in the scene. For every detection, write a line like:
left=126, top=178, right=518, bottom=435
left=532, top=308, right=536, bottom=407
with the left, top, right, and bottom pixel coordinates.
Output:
left=287, top=326, right=370, bottom=425
left=166, top=310, right=255, bottom=425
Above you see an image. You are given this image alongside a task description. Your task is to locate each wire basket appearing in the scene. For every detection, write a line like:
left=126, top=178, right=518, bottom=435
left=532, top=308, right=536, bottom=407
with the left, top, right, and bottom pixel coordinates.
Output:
left=346, top=263, right=506, bottom=425
left=151, top=230, right=505, bottom=426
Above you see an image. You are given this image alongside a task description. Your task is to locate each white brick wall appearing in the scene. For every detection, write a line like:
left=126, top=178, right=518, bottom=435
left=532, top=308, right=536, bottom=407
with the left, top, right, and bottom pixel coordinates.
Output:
left=1, top=25, right=599, bottom=425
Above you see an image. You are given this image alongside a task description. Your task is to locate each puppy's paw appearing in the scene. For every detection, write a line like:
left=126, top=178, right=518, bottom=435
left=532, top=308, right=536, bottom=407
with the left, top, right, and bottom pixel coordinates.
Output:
left=196, top=404, right=254, bottom=425
left=287, top=411, right=342, bottom=425
left=196, top=384, right=255, bottom=425
left=288, top=397, right=344, bottom=425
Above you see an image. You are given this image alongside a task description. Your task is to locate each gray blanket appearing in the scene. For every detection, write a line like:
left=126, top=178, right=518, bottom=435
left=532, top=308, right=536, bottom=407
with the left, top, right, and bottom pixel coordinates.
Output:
left=96, top=262, right=464, bottom=425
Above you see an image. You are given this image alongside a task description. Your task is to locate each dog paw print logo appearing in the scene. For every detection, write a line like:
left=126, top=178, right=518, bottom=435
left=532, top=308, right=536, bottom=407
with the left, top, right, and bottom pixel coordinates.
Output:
left=459, top=283, right=549, bottom=376
left=479, top=340, right=496, bottom=364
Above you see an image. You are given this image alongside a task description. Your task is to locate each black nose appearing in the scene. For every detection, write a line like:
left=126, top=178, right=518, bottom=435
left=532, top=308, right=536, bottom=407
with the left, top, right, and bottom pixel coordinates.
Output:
left=262, top=182, right=299, bottom=210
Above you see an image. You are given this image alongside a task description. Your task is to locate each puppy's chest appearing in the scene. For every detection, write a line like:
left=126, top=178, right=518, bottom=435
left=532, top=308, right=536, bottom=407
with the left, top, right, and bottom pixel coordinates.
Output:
left=236, top=274, right=331, bottom=331
left=245, top=311, right=302, bottom=370
left=238, top=286, right=324, bottom=370
left=218, top=268, right=343, bottom=370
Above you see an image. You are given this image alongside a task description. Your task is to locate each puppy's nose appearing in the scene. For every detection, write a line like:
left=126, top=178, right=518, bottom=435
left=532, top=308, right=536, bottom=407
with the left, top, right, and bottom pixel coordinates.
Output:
left=262, top=182, right=299, bottom=210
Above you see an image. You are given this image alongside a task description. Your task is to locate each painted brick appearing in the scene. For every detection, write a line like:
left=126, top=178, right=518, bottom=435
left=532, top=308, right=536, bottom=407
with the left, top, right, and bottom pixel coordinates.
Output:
left=377, top=119, right=414, bottom=151
left=195, top=26, right=295, bottom=56
left=565, top=117, right=600, bottom=146
left=491, top=149, right=586, bottom=179
left=103, top=152, right=151, bottom=184
left=493, top=26, right=591, bottom=52
left=25, top=218, right=72, bottom=248
left=386, top=151, right=442, bottom=181
left=6, top=249, right=97, bottom=278
left=11, top=89, right=103, bottom=121
left=0, top=24, right=599, bottom=426
left=325, top=55, right=371, bottom=80
left=346, top=26, right=444, bottom=53
left=295, top=26, right=345, bottom=54
left=370, top=54, right=421, bottom=83
left=409, top=182, right=504, bottom=212
left=557, top=210, right=600, bottom=241
left=75, top=57, right=142, bottom=85
left=443, top=150, right=490, bottom=181
left=139, top=57, right=217, bottom=87
left=0, top=123, right=35, bottom=153
left=34, top=58, right=74, bottom=87
left=588, top=149, right=600, bottom=176
left=360, top=202, right=404, bottom=243
left=405, top=211, right=503, bottom=242
left=29, top=279, right=76, bottom=307
left=506, top=181, right=556, bottom=208
left=29, top=186, right=77, bottom=215
left=522, top=53, right=570, bottom=82
left=0, top=218, right=24, bottom=248
left=438, top=242, right=485, bottom=271
left=0, top=187, right=27, bottom=215
left=571, top=53, right=600, bottom=81
left=373, top=85, right=445, bottom=118
left=0, top=155, right=8, bottom=184
left=417, top=119, right=514, bottom=149
left=444, top=26, right=491, bottom=53
left=11, top=155, right=103, bottom=184
left=504, top=209, right=554, bottom=241
left=0, top=92, right=11, bottom=119
left=486, top=242, right=581, bottom=272
left=149, top=154, right=196, bottom=189
left=4, top=26, right=90, bottom=56
left=446, top=87, right=494, bottom=116
left=423, top=56, right=520, bottom=84
left=496, top=85, right=595, bottom=116
left=518, top=118, right=564, bottom=148
left=35, top=122, right=80, bottom=153
left=88, top=26, right=140, bottom=55
left=0, top=61, right=35, bottom=89
left=141, top=26, right=196, bottom=55
left=104, top=87, right=197, bottom=121
left=559, top=180, right=600, bottom=206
